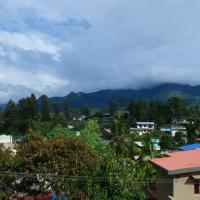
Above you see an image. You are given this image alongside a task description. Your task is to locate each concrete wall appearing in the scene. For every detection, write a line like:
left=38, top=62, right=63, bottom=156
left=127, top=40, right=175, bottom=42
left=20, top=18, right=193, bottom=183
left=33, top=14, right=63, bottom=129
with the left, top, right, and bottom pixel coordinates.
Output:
left=173, top=172, right=200, bottom=200
left=156, top=171, right=200, bottom=200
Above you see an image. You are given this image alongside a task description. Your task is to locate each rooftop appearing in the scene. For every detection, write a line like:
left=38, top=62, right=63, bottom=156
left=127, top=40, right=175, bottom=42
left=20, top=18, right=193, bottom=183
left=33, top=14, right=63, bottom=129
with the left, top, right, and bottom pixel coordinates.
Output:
left=150, top=149, right=200, bottom=175
left=136, top=122, right=154, bottom=125
left=178, top=143, right=200, bottom=151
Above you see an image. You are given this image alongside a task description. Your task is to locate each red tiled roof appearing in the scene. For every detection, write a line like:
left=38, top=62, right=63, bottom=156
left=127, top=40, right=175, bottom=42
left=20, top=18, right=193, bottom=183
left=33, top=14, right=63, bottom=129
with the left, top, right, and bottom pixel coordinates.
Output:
left=150, top=149, right=200, bottom=174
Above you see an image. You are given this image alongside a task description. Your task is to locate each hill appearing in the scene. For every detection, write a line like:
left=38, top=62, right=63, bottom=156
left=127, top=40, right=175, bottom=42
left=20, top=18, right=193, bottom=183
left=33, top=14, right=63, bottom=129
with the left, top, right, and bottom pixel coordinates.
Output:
left=43, top=83, right=200, bottom=109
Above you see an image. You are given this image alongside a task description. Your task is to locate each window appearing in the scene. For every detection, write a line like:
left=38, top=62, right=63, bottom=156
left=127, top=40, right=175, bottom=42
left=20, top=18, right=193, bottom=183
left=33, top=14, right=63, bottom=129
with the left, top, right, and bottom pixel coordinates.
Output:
left=194, top=180, right=200, bottom=194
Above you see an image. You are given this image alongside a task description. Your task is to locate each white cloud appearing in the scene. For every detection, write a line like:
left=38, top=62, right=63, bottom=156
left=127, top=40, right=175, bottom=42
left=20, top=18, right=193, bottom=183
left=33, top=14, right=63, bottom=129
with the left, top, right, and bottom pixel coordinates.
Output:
left=0, top=64, right=69, bottom=102
left=0, top=31, right=61, bottom=61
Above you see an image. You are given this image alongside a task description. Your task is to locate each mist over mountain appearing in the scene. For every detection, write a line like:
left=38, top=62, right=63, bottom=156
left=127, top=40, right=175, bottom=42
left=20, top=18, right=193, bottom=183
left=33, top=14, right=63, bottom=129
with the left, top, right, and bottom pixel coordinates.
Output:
left=40, top=83, right=200, bottom=109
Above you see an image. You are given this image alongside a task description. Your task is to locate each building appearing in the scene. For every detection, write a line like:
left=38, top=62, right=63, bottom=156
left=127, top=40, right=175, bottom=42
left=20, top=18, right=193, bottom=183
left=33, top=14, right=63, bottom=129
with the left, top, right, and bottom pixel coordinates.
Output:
left=130, top=122, right=155, bottom=136
left=0, top=135, right=13, bottom=148
left=149, top=149, right=200, bottom=200
left=72, top=115, right=86, bottom=121
left=160, top=126, right=187, bottom=137
left=67, top=125, right=75, bottom=130
left=171, top=126, right=187, bottom=137
left=134, top=138, right=160, bottom=151
left=171, top=118, right=191, bottom=125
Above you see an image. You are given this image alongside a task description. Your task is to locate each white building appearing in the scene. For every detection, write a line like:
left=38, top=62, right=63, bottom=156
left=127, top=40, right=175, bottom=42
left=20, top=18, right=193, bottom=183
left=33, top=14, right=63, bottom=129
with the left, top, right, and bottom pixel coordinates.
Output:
left=0, top=135, right=13, bottom=148
left=171, top=126, right=187, bottom=137
left=73, top=115, right=86, bottom=121
left=130, top=122, right=155, bottom=136
left=160, top=126, right=187, bottom=137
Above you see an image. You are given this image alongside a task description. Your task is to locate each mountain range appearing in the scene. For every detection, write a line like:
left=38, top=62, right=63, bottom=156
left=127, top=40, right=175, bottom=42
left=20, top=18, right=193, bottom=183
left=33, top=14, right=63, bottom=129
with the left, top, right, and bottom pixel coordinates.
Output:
left=43, top=83, right=200, bottom=109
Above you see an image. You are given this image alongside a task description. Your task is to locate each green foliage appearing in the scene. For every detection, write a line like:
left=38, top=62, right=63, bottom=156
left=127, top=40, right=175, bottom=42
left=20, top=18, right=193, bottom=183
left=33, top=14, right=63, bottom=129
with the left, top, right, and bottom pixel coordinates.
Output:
left=175, top=132, right=186, bottom=146
left=167, top=96, right=188, bottom=118
left=81, top=120, right=107, bottom=155
left=105, top=158, right=147, bottom=200
left=0, top=144, right=15, bottom=198
left=108, top=101, right=117, bottom=115
left=109, top=116, right=140, bottom=157
left=160, top=134, right=174, bottom=150
left=0, top=174, right=15, bottom=198
left=46, top=124, right=76, bottom=139
left=0, top=144, right=13, bottom=171
left=17, top=94, right=39, bottom=132
left=127, top=100, right=146, bottom=121
left=52, top=102, right=61, bottom=115
left=64, top=101, right=70, bottom=120
left=31, top=120, right=53, bottom=135
left=186, top=124, right=197, bottom=144
left=81, top=105, right=90, bottom=116
left=3, top=99, right=19, bottom=132
left=41, top=95, right=50, bottom=121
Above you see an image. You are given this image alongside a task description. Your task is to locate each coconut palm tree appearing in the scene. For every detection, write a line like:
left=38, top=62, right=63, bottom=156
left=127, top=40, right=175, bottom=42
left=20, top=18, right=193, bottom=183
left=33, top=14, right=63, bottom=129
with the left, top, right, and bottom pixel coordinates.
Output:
left=109, top=116, right=140, bottom=157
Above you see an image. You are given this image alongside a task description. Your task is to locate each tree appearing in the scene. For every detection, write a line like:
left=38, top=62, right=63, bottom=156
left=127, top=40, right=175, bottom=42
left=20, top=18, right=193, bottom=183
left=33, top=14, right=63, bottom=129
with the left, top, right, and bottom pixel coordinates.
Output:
left=147, top=99, right=158, bottom=121
left=18, top=94, right=38, bottom=132
left=81, top=120, right=106, bottom=155
left=52, top=102, right=61, bottom=115
left=30, top=93, right=39, bottom=118
left=156, top=102, right=170, bottom=126
left=175, top=132, right=186, bottom=146
left=118, top=98, right=128, bottom=109
left=46, top=124, right=75, bottom=139
left=81, top=105, right=90, bottom=116
left=64, top=101, right=70, bottom=120
left=109, top=116, right=139, bottom=157
left=52, top=102, right=64, bottom=126
left=127, top=100, right=147, bottom=121
left=3, top=99, right=19, bottom=132
left=108, top=101, right=117, bottom=115
left=140, top=134, right=160, bottom=161
left=18, top=133, right=99, bottom=175
left=160, top=134, right=174, bottom=150
left=0, top=144, right=15, bottom=198
left=102, top=157, right=148, bottom=200
left=14, top=131, right=100, bottom=196
left=186, top=124, right=197, bottom=144
left=18, top=94, right=38, bottom=120
left=41, top=95, right=50, bottom=121
left=168, top=96, right=187, bottom=119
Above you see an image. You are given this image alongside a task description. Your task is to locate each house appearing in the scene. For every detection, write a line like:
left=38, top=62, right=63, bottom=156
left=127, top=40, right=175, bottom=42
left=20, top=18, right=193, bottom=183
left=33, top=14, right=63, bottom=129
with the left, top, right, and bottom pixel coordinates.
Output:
left=171, top=126, right=187, bottom=137
left=178, top=143, right=200, bottom=151
left=134, top=139, right=160, bottom=151
left=72, top=115, right=86, bottom=121
left=160, top=126, right=187, bottom=137
left=151, top=138, right=161, bottom=151
left=102, top=113, right=112, bottom=122
left=67, top=125, right=74, bottom=130
left=0, top=135, right=13, bottom=148
left=130, top=122, right=155, bottom=136
left=171, top=118, right=191, bottom=125
left=149, top=149, right=200, bottom=200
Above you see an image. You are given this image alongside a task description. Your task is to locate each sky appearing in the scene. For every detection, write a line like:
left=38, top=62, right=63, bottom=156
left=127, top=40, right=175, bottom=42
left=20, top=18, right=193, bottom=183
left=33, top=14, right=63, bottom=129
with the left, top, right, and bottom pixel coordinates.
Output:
left=0, top=0, right=200, bottom=102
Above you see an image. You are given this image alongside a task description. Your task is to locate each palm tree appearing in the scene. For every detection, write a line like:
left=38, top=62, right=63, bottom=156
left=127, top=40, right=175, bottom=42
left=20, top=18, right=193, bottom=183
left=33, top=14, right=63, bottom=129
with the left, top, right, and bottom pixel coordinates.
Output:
left=109, top=116, right=140, bottom=157
left=137, top=133, right=160, bottom=162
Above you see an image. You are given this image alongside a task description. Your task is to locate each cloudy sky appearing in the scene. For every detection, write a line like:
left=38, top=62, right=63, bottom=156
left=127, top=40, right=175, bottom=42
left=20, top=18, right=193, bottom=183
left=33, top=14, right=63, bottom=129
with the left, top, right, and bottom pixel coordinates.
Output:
left=0, top=0, right=200, bottom=102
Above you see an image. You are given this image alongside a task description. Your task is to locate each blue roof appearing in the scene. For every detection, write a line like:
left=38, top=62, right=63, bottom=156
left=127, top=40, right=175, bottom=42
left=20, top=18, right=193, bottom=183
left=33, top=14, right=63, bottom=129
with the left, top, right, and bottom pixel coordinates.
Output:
left=179, top=143, right=200, bottom=151
left=160, top=128, right=171, bottom=132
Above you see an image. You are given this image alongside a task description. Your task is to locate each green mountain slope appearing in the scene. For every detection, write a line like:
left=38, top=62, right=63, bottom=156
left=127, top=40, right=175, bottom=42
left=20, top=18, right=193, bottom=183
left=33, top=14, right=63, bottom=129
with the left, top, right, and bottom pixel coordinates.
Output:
left=44, top=83, right=200, bottom=108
